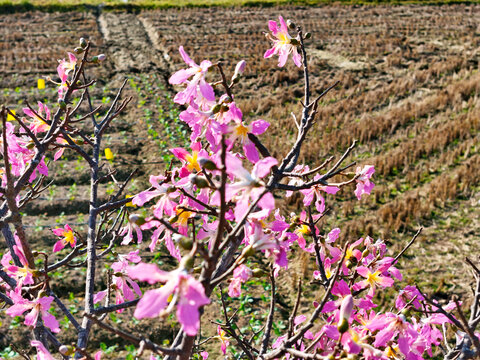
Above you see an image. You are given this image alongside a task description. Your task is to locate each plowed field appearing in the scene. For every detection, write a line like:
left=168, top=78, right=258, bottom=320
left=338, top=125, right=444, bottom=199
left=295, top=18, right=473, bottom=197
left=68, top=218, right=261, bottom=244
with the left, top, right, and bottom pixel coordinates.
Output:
left=1, top=4, right=480, bottom=357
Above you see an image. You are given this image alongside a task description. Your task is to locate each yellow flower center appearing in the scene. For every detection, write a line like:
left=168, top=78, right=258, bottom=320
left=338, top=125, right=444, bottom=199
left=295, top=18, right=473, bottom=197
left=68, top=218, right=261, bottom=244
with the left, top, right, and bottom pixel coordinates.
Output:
left=185, top=152, right=201, bottom=172
left=277, top=32, right=290, bottom=45
left=234, top=123, right=249, bottom=139
left=63, top=230, right=75, bottom=246
left=345, top=247, right=353, bottom=260
left=296, top=224, right=311, bottom=235
left=176, top=210, right=192, bottom=227
left=367, top=271, right=381, bottom=287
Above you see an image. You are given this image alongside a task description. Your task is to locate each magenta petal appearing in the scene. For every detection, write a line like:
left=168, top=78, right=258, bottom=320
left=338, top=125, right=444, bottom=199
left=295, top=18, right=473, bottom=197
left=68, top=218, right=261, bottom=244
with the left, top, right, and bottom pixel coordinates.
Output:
left=43, top=312, right=60, bottom=333
left=278, top=50, right=289, bottom=68
left=356, top=266, right=370, bottom=278
left=244, top=142, right=259, bottom=164
left=134, top=288, right=170, bottom=319
left=52, top=240, right=65, bottom=253
left=268, top=20, right=278, bottom=34
left=258, top=192, right=275, bottom=212
left=292, top=52, right=302, bottom=68
left=250, top=119, right=270, bottom=135
left=132, top=190, right=161, bottom=206
left=323, top=186, right=340, bottom=195
left=51, top=228, right=64, bottom=236
left=178, top=46, right=195, bottom=67
left=23, top=107, right=35, bottom=118
left=278, top=16, right=289, bottom=33
left=177, top=279, right=210, bottom=336
left=127, top=263, right=169, bottom=284
left=93, top=290, right=107, bottom=304
left=31, top=340, right=55, bottom=360
left=170, top=147, right=190, bottom=161
left=264, top=47, right=276, bottom=59
left=199, top=79, right=215, bottom=102
left=373, top=327, right=394, bottom=348
left=24, top=307, right=40, bottom=327
left=169, top=69, right=193, bottom=85
left=6, top=302, right=30, bottom=317
left=253, top=157, right=278, bottom=178
left=67, top=52, right=77, bottom=63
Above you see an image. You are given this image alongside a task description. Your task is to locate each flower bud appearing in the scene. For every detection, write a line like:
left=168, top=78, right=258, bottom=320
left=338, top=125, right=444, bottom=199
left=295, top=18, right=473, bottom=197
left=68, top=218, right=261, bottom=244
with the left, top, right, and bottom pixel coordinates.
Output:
left=287, top=19, right=296, bottom=30
left=79, top=37, right=87, bottom=48
left=59, top=345, right=74, bottom=356
left=235, top=60, right=246, bottom=75
left=58, top=99, right=67, bottom=109
left=166, top=186, right=177, bottom=194
left=232, top=60, right=246, bottom=83
left=211, top=104, right=222, bottom=114
left=168, top=215, right=179, bottom=224
left=337, top=317, right=349, bottom=333
left=304, top=32, right=312, bottom=40
left=339, top=295, right=354, bottom=323
left=190, top=175, right=209, bottom=189
left=290, top=38, right=300, bottom=46
left=74, top=47, right=84, bottom=54
left=97, top=54, right=106, bottom=62
left=32, top=270, right=42, bottom=277
left=26, top=141, right=35, bottom=149
left=180, top=255, right=194, bottom=270
left=198, top=157, right=217, bottom=171
left=401, top=308, right=411, bottom=318
left=129, top=214, right=146, bottom=226
left=91, top=56, right=99, bottom=63
left=242, top=245, right=255, bottom=258
left=178, top=236, right=193, bottom=251
left=252, top=268, right=267, bottom=278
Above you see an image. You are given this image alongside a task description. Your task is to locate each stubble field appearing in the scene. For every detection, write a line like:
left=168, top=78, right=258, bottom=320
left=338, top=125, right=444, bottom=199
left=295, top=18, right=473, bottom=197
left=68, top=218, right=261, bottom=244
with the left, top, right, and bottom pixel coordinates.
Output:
left=1, top=3, right=480, bottom=357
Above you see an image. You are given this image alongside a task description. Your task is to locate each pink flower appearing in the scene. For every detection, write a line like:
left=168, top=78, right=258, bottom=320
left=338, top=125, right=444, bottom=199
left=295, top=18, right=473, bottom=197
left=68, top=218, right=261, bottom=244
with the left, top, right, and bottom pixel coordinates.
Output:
left=23, top=102, right=51, bottom=134
left=226, top=155, right=278, bottom=222
left=170, top=142, right=209, bottom=178
left=127, top=263, right=210, bottom=336
left=132, top=174, right=178, bottom=219
left=7, top=290, right=60, bottom=333
left=217, top=326, right=230, bottom=355
left=169, top=46, right=215, bottom=105
left=52, top=224, right=76, bottom=252
left=57, top=52, right=77, bottom=83
left=31, top=340, right=55, bottom=360
left=94, top=251, right=142, bottom=312
left=301, top=174, right=340, bottom=213
left=264, top=16, right=302, bottom=68
left=200, top=351, right=209, bottom=360
left=226, top=119, right=270, bottom=163
left=354, top=266, right=394, bottom=297
left=228, top=264, right=252, bottom=297
left=354, top=165, right=375, bottom=200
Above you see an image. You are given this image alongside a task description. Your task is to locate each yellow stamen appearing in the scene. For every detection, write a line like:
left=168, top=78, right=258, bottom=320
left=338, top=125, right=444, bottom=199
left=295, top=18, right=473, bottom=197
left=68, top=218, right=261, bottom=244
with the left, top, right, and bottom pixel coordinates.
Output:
left=185, top=152, right=201, bottom=172
left=234, top=123, right=249, bottom=139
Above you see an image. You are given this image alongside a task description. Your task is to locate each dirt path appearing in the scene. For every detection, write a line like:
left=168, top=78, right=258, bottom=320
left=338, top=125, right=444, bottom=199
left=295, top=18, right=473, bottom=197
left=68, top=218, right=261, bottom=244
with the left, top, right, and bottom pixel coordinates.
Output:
left=97, top=12, right=171, bottom=74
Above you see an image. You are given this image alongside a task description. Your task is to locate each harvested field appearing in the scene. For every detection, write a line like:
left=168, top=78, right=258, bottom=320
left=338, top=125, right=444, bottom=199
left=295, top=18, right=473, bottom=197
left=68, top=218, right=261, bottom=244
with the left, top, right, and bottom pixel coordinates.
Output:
left=1, top=3, right=480, bottom=358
